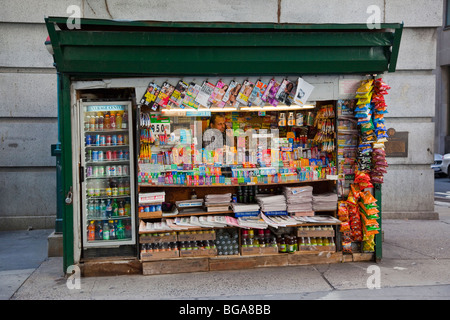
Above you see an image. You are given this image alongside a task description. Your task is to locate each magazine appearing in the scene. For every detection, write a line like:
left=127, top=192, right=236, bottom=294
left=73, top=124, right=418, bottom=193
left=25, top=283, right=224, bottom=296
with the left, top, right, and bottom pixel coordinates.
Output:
left=156, top=82, right=175, bottom=108
left=195, top=81, right=215, bottom=108
left=294, top=77, right=315, bottom=106
left=261, top=79, right=276, bottom=103
left=208, top=80, right=226, bottom=106
left=236, top=80, right=255, bottom=105
left=168, top=80, right=189, bottom=108
left=276, top=79, right=295, bottom=105
left=223, top=81, right=242, bottom=107
left=266, top=80, right=281, bottom=107
left=140, top=82, right=160, bottom=109
left=182, top=82, right=201, bottom=109
left=221, top=80, right=238, bottom=106
left=248, top=80, right=268, bottom=106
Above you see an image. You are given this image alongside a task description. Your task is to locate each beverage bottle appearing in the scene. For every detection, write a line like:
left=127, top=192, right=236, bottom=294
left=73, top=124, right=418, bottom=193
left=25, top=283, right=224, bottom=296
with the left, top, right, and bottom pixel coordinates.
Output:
left=116, top=112, right=122, bottom=130
left=95, top=116, right=99, bottom=131
left=118, top=179, right=124, bottom=195
left=125, top=221, right=131, bottom=238
left=111, top=179, right=118, bottom=196
left=116, top=220, right=125, bottom=239
left=112, top=199, right=119, bottom=216
left=88, top=200, right=95, bottom=218
left=110, top=112, right=116, bottom=129
left=95, top=221, right=102, bottom=240
left=98, top=113, right=104, bottom=131
left=100, top=200, right=107, bottom=218
left=89, top=114, right=96, bottom=131
left=85, top=114, right=91, bottom=131
left=103, top=222, right=110, bottom=240
left=124, top=200, right=131, bottom=216
left=104, top=114, right=110, bottom=130
left=118, top=200, right=125, bottom=216
left=109, top=220, right=116, bottom=240
left=106, top=199, right=113, bottom=218
left=88, top=221, right=95, bottom=241
left=124, top=180, right=130, bottom=195
left=122, top=112, right=128, bottom=129
left=95, top=199, right=101, bottom=218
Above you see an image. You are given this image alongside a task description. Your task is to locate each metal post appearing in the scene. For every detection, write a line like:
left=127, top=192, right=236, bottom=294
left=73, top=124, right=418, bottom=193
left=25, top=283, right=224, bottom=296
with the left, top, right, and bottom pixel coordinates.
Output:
left=374, top=183, right=382, bottom=261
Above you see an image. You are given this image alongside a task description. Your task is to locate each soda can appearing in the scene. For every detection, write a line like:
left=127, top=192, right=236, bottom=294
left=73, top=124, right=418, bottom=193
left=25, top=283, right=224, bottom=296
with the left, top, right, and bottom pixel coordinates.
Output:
left=92, top=150, right=99, bottom=162
left=95, top=134, right=101, bottom=146
left=118, top=150, right=124, bottom=160
left=98, top=166, right=105, bottom=177
left=100, top=135, right=106, bottom=146
left=123, top=165, right=129, bottom=176
left=117, top=135, right=124, bottom=145
left=109, top=165, right=116, bottom=176
left=106, top=150, right=113, bottom=161
left=124, top=134, right=128, bottom=145
left=112, top=135, right=117, bottom=146
left=98, top=151, right=104, bottom=162
left=92, top=166, right=99, bottom=177
left=86, top=166, right=93, bottom=178
left=116, top=165, right=122, bottom=176
left=86, top=135, right=92, bottom=146
left=106, top=135, right=112, bottom=146
left=112, top=150, right=118, bottom=160
left=105, top=165, right=112, bottom=176
left=124, top=151, right=129, bottom=160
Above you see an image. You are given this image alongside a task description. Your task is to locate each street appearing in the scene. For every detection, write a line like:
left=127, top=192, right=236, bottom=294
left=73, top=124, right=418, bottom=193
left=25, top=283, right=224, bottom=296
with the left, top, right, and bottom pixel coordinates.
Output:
left=435, top=175, right=450, bottom=205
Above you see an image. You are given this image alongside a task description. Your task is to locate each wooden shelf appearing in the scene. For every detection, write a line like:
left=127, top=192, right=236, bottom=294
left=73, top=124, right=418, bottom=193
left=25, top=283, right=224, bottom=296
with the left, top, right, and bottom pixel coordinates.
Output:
left=139, top=179, right=334, bottom=188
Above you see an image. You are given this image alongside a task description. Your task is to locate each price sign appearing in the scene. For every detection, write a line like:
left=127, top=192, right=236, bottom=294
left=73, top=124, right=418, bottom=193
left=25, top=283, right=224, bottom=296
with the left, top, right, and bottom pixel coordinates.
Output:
left=150, top=122, right=170, bottom=134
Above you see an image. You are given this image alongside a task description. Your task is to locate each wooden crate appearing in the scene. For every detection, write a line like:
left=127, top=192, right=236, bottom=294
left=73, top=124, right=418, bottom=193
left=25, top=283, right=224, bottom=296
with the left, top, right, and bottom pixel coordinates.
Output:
left=138, top=211, right=162, bottom=219
left=140, top=234, right=177, bottom=243
left=297, top=245, right=336, bottom=253
left=297, top=228, right=335, bottom=238
left=140, top=250, right=179, bottom=261
left=179, top=248, right=218, bottom=258
left=178, top=231, right=216, bottom=242
left=240, top=246, right=279, bottom=256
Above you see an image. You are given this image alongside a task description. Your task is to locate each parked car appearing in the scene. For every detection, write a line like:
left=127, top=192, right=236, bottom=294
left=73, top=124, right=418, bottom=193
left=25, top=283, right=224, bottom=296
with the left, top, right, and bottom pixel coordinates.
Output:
left=432, top=153, right=450, bottom=177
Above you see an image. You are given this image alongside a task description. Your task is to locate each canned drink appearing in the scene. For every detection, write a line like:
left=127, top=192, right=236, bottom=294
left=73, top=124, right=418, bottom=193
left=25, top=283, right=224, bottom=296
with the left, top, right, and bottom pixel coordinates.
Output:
left=92, top=166, right=99, bottom=177
left=100, top=135, right=106, bottom=146
left=98, top=151, right=104, bottom=162
left=108, top=165, right=116, bottom=176
left=116, top=165, right=122, bottom=176
left=86, top=135, right=92, bottom=146
left=123, top=165, right=129, bottom=176
left=124, top=134, right=128, bottom=145
left=124, top=151, right=129, bottom=160
left=106, top=135, right=112, bottom=146
left=118, top=150, right=124, bottom=160
left=95, top=134, right=101, bottom=146
left=106, top=150, right=113, bottom=161
left=105, top=165, right=112, bottom=176
left=112, top=135, right=117, bottom=146
left=117, top=135, right=124, bottom=145
left=112, top=150, right=117, bottom=160
left=92, top=150, right=99, bottom=162
left=86, top=166, right=93, bottom=178
left=98, top=166, right=105, bottom=177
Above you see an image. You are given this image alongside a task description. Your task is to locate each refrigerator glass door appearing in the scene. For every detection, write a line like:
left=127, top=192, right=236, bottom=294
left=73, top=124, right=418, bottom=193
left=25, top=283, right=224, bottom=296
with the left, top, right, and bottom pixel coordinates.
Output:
left=80, top=102, right=136, bottom=247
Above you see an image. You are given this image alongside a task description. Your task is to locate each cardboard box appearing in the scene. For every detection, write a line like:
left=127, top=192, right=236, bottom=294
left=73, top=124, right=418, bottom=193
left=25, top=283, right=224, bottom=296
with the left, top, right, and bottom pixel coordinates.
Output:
left=139, top=211, right=162, bottom=219
left=297, top=228, right=335, bottom=238
left=178, top=231, right=216, bottom=242
left=298, top=245, right=336, bottom=253
left=140, top=234, right=177, bottom=243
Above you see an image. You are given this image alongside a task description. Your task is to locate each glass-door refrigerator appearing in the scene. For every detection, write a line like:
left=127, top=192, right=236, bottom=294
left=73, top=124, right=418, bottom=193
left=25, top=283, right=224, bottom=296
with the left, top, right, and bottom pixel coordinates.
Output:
left=80, top=101, right=136, bottom=248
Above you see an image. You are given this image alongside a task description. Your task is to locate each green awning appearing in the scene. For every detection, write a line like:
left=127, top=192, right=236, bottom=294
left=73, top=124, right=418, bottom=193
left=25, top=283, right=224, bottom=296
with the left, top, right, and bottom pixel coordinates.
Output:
left=45, top=17, right=403, bottom=77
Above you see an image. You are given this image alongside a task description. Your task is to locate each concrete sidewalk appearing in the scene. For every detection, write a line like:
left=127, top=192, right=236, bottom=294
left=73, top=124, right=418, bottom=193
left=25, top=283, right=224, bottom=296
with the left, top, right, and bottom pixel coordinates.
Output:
left=2, top=205, right=450, bottom=300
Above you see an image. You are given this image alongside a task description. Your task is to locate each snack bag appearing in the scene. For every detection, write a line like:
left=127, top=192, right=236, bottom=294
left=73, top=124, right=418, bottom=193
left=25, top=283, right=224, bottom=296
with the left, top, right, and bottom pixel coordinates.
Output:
left=362, top=191, right=377, bottom=204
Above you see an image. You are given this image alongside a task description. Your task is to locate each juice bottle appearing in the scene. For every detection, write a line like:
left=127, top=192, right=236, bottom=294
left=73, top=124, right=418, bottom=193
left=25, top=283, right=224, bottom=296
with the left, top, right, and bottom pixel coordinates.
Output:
left=118, top=200, right=125, bottom=216
left=88, top=221, right=95, bottom=241
left=124, top=200, right=131, bottom=216
left=110, top=112, right=116, bottom=129
left=116, top=112, right=123, bottom=130
left=89, top=113, right=96, bottom=131
left=104, top=114, right=110, bottom=130
left=98, top=112, right=104, bottom=131
left=122, top=112, right=128, bottom=129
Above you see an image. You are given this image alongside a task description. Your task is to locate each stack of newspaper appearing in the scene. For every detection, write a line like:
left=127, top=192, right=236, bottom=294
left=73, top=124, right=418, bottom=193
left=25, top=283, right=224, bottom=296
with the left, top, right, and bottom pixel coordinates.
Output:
left=231, top=203, right=260, bottom=217
left=312, top=193, right=338, bottom=211
left=204, top=193, right=232, bottom=212
left=283, top=186, right=314, bottom=216
left=255, top=194, right=287, bottom=215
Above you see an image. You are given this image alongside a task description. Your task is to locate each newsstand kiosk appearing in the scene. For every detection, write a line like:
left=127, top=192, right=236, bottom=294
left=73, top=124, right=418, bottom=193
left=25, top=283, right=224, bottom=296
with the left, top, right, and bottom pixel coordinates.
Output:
left=45, top=17, right=402, bottom=276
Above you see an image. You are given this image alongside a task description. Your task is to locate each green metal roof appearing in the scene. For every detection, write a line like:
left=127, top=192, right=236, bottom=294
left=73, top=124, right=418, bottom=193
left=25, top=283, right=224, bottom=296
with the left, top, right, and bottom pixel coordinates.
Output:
left=45, top=16, right=403, bottom=77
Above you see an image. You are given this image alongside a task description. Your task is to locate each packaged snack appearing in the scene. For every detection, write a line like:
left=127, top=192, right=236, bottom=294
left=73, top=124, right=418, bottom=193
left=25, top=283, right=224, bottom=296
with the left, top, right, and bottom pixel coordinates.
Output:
left=362, top=191, right=377, bottom=204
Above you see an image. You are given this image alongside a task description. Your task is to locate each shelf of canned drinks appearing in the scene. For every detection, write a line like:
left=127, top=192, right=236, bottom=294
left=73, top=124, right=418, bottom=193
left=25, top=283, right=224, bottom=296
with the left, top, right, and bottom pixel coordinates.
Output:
left=85, top=132, right=129, bottom=146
